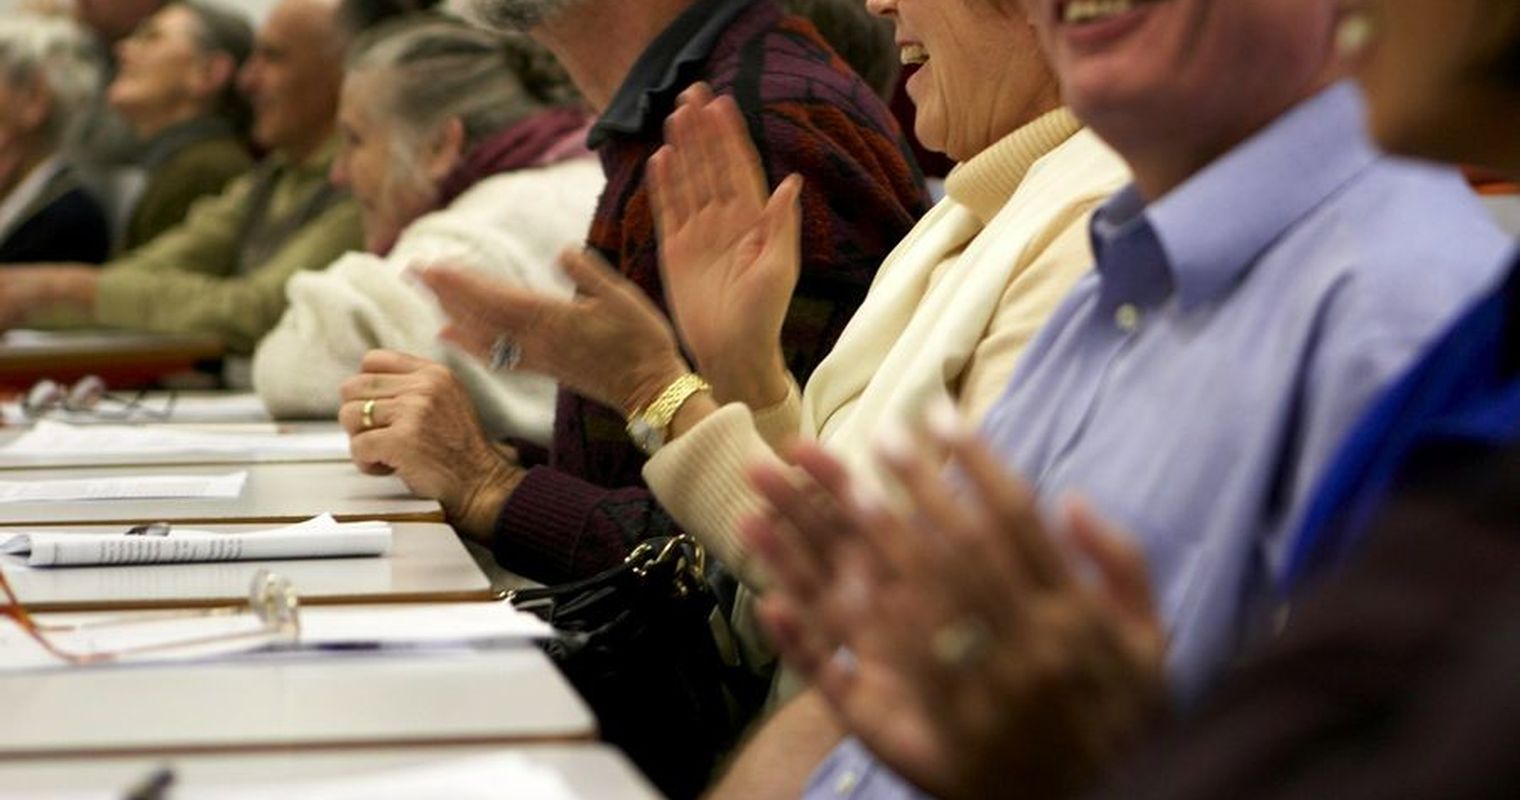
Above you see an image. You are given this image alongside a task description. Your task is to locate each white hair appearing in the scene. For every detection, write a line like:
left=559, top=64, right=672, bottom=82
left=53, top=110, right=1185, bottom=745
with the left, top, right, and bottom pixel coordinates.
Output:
left=0, top=15, right=103, bottom=152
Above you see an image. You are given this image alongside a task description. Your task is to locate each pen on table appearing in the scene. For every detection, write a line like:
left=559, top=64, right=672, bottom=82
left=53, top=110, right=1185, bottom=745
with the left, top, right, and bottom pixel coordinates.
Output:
left=122, top=766, right=174, bottom=800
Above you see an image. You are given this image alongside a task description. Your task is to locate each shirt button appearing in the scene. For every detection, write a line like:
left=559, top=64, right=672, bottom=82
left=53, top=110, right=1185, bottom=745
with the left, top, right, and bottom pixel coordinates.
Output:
left=834, top=770, right=860, bottom=795
left=1115, top=303, right=1141, bottom=331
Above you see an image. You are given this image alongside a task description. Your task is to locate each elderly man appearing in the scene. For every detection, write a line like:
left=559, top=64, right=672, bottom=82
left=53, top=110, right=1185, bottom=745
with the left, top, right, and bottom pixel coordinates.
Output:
left=0, top=0, right=360, bottom=355
left=707, top=0, right=1514, bottom=797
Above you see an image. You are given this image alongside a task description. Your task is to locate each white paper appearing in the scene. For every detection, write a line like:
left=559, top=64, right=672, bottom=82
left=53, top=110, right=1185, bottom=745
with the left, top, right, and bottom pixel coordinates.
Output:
left=195, top=753, right=578, bottom=800
left=0, top=599, right=550, bottom=672
left=0, top=471, right=246, bottom=503
left=3, top=421, right=349, bottom=459
left=0, top=515, right=390, bottom=567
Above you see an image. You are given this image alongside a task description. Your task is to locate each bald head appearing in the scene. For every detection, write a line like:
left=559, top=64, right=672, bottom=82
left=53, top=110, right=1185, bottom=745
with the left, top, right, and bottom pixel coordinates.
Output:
left=237, top=0, right=345, bottom=160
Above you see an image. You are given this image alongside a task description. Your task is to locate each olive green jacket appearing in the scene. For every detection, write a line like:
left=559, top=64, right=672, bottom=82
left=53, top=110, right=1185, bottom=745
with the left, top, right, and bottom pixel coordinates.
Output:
left=121, top=120, right=253, bottom=253
left=92, top=143, right=361, bottom=354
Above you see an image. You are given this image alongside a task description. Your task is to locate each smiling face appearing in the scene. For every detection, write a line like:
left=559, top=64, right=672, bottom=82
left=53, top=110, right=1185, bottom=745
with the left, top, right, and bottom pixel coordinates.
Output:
left=869, top=0, right=1060, bottom=162
left=1347, top=0, right=1520, bottom=172
left=1023, top=0, right=1340, bottom=197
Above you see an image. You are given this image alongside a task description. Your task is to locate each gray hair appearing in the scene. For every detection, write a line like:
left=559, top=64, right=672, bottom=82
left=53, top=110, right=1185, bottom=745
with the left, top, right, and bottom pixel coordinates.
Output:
left=178, top=1, right=255, bottom=137
left=347, top=17, right=578, bottom=154
left=0, top=15, right=103, bottom=153
left=448, top=0, right=572, bottom=33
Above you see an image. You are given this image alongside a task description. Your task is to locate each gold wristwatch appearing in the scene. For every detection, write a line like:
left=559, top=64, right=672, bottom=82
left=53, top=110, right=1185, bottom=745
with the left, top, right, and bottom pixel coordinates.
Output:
left=626, top=373, right=712, bottom=456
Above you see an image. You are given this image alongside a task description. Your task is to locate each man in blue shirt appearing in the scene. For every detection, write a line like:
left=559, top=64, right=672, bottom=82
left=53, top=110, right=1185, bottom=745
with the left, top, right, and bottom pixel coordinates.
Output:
left=708, top=0, right=1512, bottom=796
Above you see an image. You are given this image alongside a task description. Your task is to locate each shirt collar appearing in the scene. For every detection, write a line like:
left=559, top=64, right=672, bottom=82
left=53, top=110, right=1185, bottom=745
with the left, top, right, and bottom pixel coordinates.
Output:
left=1091, top=82, right=1379, bottom=312
left=139, top=116, right=235, bottom=170
left=587, top=0, right=754, bottom=149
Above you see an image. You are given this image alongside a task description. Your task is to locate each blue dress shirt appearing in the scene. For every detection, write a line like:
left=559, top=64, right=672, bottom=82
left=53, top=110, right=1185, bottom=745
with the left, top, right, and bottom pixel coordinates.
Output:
left=801, top=83, right=1510, bottom=800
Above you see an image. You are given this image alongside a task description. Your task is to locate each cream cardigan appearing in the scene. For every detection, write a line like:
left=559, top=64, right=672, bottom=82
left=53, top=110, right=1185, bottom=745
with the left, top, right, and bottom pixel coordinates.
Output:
left=643, top=110, right=1130, bottom=584
left=252, top=158, right=604, bottom=444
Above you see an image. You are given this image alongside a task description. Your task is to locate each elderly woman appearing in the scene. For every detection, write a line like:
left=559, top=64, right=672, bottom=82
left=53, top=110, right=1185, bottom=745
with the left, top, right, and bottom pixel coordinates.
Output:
left=252, top=18, right=600, bottom=444
left=108, top=1, right=254, bottom=252
left=0, top=15, right=110, bottom=265
left=406, top=0, right=1128, bottom=582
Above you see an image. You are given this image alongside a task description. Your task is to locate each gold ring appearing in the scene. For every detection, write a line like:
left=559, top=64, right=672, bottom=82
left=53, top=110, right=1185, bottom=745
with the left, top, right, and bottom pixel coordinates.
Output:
left=361, top=398, right=376, bottom=430
left=931, top=617, right=993, bottom=669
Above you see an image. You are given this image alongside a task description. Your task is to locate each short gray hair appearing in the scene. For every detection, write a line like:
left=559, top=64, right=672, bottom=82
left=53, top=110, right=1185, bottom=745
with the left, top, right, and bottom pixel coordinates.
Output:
left=347, top=17, right=578, bottom=152
left=0, top=15, right=103, bottom=152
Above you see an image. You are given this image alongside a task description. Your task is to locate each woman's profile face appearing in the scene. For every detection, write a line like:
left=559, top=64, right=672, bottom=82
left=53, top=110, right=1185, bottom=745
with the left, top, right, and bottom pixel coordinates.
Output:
left=1349, top=0, right=1520, bottom=169
left=107, top=6, right=214, bottom=132
left=331, top=72, right=457, bottom=253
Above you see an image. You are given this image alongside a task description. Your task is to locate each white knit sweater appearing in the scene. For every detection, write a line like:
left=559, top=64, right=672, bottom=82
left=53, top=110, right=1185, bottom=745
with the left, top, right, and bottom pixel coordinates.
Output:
left=251, top=158, right=604, bottom=444
left=643, top=111, right=1131, bottom=584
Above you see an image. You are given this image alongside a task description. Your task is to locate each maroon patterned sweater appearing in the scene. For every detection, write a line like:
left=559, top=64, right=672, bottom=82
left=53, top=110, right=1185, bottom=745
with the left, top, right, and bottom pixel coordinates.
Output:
left=492, top=0, right=929, bottom=583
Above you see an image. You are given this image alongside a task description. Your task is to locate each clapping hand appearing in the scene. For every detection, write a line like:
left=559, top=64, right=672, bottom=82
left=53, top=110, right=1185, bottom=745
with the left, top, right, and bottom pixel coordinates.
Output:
left=649, top=84, right=801, bottom=410
left=415, top=248, right=691, bottom=419
left=742, top=408, right=1167, bottom=800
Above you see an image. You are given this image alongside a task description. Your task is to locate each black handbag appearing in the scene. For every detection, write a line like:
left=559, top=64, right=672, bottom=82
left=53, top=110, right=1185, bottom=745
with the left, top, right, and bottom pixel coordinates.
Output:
left=510, top=536, right=769, bottom=799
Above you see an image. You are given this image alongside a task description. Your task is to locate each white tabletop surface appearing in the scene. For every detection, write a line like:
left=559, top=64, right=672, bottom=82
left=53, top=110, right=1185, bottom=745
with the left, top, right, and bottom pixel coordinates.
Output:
left=1, top=522, right=494, bottom=611
left=0, top=462, right=441, bottom=527
left=0, top=648, right=594, bottom=757
left=0, top=744, right=660, bottom=799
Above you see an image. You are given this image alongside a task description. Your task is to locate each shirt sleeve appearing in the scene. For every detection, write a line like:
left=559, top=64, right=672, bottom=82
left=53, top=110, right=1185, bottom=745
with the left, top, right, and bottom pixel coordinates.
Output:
left=95, top=177, right=362, bottom=354
left=802, top=738, right=932, bottom=800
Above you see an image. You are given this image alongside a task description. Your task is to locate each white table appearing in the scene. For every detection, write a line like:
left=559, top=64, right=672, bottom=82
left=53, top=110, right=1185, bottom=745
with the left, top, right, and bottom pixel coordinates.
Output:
left=1, top=522, right=494, bottom=611
left=0, top=648, right=595, bottom=758
left=0, top=745, right=659, bottom=799
left=0, top=462, right=442, bottom=527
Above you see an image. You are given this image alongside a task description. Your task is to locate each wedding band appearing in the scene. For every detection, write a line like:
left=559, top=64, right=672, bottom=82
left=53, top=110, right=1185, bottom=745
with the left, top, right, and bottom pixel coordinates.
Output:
left=361, top=398, right=376, bottom=430
left=488, top=334, right=522, bottom=372
left=931, top=617, right=993, bottom=669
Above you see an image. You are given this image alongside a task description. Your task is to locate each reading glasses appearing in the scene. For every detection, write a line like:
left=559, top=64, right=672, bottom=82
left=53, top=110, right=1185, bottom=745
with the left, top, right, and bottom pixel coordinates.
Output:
left=0, top=567, right=300, bottom=665
left=21, top=375, right=178, bottom=421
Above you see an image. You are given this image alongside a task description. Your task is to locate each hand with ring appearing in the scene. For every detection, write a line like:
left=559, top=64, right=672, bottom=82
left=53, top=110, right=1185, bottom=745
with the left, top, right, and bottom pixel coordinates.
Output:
left=414, top=247, right=693, bottom=419
left=339, top=349, right=523, bottom=540
left=741, top=405, right=1167, bottom=800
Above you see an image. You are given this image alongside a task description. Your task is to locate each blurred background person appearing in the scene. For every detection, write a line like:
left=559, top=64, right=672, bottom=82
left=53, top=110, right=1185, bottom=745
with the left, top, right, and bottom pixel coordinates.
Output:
left=107, top=1, right=254, bottom=252
left=0, top=0, right=361, bottom=360
left=70, top=0, right=165, bottom=171
left=0, top=14, right=110, bottom=264
left=254, top=18, right=600, bottom=444
left=336, top=0, right=443, bottom=35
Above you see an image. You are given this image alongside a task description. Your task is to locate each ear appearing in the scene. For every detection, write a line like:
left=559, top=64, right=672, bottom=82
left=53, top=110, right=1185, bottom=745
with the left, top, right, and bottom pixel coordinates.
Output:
left=423, top=117, right=466, bottom=185
left=192, top=52, right=237, bottom=103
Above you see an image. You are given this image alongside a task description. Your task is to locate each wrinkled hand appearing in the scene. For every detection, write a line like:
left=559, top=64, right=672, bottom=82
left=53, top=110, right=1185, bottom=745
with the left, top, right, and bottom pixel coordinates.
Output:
left=743, top=413, right=1167, bottom=800
left=648, top=84, right=800, bottom=409
left=417, top=248, right=689, bottom=418
left=339, top=350, right=522, bottom=540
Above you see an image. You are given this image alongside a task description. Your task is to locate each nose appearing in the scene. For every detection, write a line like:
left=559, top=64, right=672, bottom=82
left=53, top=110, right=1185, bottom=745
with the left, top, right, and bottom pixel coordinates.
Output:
left=865, top=0, right=896, bottom=18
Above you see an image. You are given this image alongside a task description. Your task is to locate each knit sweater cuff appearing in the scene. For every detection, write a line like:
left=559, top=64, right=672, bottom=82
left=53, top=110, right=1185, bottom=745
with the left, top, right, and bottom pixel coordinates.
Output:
left=493, top=465, right=607, bottom=583
left=752, top=377, right=803, bottom=451
left=644, top=403, right=781, bottom=587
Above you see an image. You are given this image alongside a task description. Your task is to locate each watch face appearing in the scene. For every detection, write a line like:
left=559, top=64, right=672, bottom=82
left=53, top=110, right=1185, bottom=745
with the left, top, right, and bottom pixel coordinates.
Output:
left=629, top=417, right=665, bottom=455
